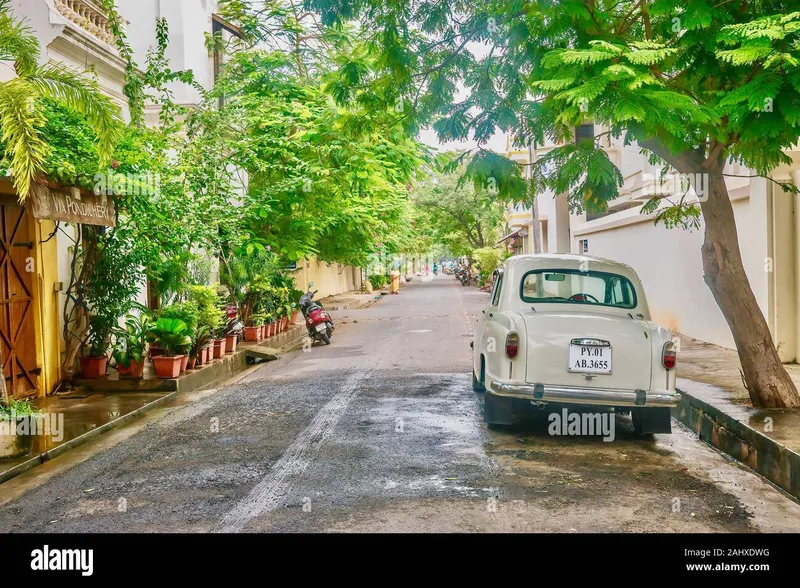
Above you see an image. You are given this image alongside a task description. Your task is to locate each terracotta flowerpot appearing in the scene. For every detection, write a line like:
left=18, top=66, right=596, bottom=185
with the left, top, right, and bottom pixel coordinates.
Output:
left=187, top=356, right=197, bottom=370
left=213, top=338, right=226, bottom=358
left=291, top=311, right=300, bottom=324
left=152, top=355, right=183, bottom=379
left=203, top=346, right=212, bottom=364
left=180, top=354, right=189, bottom=373
left=259, top=325, right=265, bottom=340
left=119, top=358, right=145, bottom=379
left=244, top=326, right=260, bottom=342
left=281, top=317, right=288, bottom=332
left=226, top=334, right=238, bottom=353
left=80, top=355, right=107, bottom=379
left=149, top=345, right=164, bottom=359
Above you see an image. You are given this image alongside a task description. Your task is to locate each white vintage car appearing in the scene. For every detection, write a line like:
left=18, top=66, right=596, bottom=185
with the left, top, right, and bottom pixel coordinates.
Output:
left=472, top=254, right=680, bottom=434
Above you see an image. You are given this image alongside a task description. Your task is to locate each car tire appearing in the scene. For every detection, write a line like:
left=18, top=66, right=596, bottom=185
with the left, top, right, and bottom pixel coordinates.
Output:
left=632, top=407, right=672, bottom=435
left=472, top=369, right=485, bottom=393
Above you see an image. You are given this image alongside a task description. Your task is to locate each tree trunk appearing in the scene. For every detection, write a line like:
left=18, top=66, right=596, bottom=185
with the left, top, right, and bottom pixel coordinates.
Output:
left=699, top=167, right=799, bottom=407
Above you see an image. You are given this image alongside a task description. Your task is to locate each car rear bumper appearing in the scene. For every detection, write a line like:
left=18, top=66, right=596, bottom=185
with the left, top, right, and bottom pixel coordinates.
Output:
left=489, top=381, right=681, bottom=408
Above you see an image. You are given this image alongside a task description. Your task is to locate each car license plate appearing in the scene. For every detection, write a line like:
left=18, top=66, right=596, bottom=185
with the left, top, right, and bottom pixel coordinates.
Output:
left=568, top=344, right=612, bottom=374
left=315, top=323, right=327, bottom=333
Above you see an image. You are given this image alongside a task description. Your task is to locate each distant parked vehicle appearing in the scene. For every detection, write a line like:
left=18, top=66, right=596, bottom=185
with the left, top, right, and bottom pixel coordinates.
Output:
left=472, top=254, right=680, bottom=433
left=299, top=283, right=334, bottom=345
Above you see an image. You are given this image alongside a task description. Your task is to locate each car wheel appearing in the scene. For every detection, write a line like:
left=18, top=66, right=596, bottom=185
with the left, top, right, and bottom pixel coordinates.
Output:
left=632, top=407, right=672, bottom=435
left=472, top=369, right=485, bottom=393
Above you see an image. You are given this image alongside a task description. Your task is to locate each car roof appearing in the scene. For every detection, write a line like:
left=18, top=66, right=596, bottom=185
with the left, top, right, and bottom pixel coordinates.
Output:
left=502, top=253, right=640, bottom=279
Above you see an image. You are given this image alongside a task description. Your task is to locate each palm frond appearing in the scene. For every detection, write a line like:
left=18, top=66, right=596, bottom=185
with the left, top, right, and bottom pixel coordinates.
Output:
left=0, top=79, right=48, bottom=198
left=0, top=0, right=39, bottom=76
left=28, top=64, right=123, bottom=166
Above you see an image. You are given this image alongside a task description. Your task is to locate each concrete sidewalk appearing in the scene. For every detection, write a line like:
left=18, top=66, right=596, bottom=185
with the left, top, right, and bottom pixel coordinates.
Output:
left=319, top=290, right=381, bottom=310
left=675, top=334, right=800, bottom=499
left=0, top=324, right=308, bottom=485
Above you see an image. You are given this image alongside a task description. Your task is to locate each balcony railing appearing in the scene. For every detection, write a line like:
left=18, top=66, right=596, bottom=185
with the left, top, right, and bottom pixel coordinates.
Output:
left=54, top=0, right=121, bottom=47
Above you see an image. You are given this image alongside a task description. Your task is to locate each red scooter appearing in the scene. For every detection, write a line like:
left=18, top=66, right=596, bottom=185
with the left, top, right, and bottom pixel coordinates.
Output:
left=299, top=288, right=334, bottom=345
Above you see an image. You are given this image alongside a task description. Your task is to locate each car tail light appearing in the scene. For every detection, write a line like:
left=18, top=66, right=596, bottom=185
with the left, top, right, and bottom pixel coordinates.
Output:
left=505, top=332, right=519, bottom=358
left=662, top=341, right=677, bottom=370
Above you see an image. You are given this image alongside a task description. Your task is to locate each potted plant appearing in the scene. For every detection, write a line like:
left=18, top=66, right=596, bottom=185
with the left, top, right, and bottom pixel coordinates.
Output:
left=290, top=288, right=304, bottom=323
left=212, top=323, right=227, bottom=358
left=147, top=318, right=191, bottom=379
left=112, top=312, right=151, bottom=379
left=252, top=312, right=268, bottom=341
left=81, top=315, right=112, bottom=378
left=0, top=398, right=43, bottom=459
left=190, top=325, right=211, bottom=369
left=280, top=301, right=293, bottom=332
left=264, top=312, right=276, bottom=337
left=187, top=285, right=225, bottom=364
left=223, top=315, right=240, bottom=353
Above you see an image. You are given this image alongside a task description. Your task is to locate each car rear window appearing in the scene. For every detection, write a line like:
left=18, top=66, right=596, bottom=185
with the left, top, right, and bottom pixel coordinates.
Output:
left=519, top=269, right=638, bottom=309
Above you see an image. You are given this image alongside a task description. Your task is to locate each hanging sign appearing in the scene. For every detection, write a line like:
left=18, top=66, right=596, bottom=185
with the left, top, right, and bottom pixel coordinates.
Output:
left=30, top=184, right=116, bottom=227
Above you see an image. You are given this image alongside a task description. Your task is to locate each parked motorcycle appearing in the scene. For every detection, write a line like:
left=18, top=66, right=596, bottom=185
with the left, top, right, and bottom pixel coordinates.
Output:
left=299, top=285, right=334, bottom=345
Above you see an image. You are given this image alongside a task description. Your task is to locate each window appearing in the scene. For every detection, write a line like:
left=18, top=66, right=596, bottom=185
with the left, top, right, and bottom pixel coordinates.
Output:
left=575, top=123, right=595, bottom=144
left=490, top=270, right=504, bottom=306
left=520, top=269, right=637, bottom=309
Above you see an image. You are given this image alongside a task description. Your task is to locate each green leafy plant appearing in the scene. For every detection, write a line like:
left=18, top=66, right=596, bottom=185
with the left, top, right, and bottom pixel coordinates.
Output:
left=191, top=325, right=212, bottom=359
left=85, top=314, right=114, bottom=357
left=368, top=274, right=387, bottom=290
left=473, top=247, right=507, bottom=288
left=0, top=398, right=41, bottom=420
left=0, top=0, right=122, bottom=197
left=147, top=318, right=192, bottom=357
left=112, top=312, right=151, bottom=368
left=187, top=285, right=225, bottom=335
left=159, top=302, right=199, bottom=339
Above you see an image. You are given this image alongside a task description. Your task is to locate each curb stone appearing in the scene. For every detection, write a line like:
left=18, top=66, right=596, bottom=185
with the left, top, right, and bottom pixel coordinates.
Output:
left=673, top=388, right=800, bottom=500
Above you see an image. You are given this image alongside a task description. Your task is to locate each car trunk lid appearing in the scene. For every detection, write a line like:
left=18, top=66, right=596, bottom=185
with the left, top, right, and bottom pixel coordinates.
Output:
left=522, top=310, right=652, bottom=390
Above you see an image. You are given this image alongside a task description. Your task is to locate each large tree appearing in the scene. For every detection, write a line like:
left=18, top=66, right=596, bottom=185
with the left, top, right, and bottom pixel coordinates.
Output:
left=414, top=161, right=506, bottom=257
left=307, top=0, right=800, bottom=408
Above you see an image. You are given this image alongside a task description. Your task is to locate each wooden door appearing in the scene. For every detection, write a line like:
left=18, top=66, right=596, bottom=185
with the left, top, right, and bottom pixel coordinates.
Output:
left=0, top=203, right=38, bottom=397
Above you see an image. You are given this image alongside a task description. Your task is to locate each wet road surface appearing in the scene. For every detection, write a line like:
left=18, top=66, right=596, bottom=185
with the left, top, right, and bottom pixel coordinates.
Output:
left=1, top=275, right=800, bottom=532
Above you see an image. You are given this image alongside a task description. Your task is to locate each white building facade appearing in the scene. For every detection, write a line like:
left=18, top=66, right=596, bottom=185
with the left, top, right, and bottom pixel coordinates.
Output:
left=506, top=127, right=800, bottom=361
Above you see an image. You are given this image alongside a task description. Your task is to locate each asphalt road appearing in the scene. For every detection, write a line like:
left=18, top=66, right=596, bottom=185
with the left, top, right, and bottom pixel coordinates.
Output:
left=2, top=275, right=800, bottom=532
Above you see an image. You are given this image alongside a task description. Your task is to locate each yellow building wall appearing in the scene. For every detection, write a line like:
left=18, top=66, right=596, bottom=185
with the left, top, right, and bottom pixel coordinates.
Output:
left=293, top=258, right=361, bottom=299
left=33, top=217, right=62, bottom=396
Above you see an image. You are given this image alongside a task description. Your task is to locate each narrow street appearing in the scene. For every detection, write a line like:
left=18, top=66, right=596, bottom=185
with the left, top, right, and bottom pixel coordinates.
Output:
left=1, top=276, right=799, bottom=533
